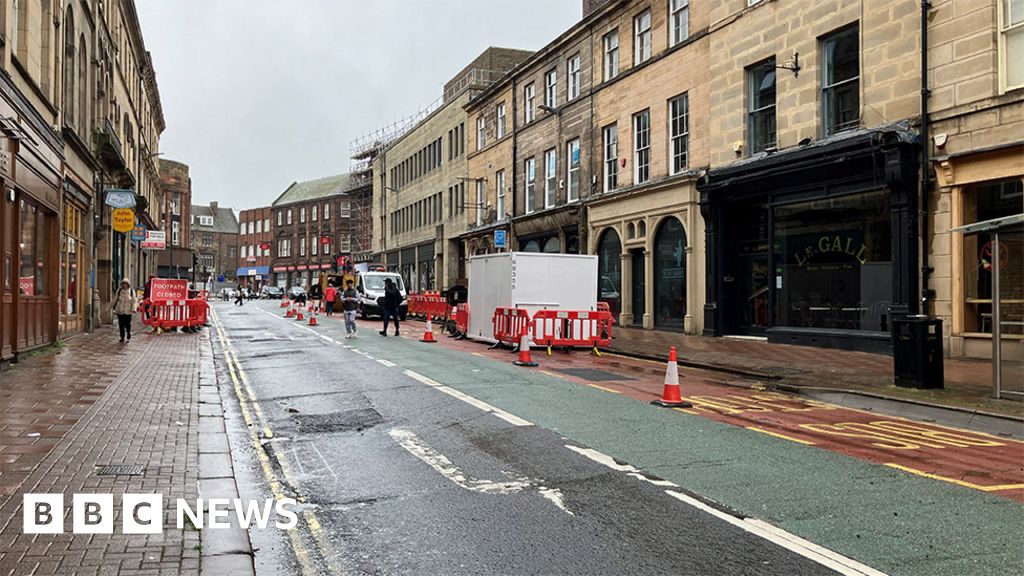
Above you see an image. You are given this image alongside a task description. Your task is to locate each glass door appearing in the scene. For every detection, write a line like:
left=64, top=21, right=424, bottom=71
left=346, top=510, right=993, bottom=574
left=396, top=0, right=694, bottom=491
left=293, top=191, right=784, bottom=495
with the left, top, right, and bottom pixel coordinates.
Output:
left=631, top=248, right=645, bottom=326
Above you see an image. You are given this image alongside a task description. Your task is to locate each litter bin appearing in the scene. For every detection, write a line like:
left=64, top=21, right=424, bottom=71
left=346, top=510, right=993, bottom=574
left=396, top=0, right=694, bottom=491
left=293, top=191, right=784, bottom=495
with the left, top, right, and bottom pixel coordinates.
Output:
left=892, top=316, right=944, bottom=389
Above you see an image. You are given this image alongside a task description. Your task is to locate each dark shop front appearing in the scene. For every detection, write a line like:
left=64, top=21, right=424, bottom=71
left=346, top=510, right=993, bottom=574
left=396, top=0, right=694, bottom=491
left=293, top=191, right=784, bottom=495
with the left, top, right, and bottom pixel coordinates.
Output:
left=698, top=126, right=919, bottom=353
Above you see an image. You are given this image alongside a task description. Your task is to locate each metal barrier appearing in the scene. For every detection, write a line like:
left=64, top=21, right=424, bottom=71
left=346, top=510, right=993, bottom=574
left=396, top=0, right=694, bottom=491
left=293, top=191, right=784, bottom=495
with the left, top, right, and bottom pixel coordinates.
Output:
left=492, top=307, right=532, bottom=346
left=530, top=309, right=614, bottom=355
left=141, top=299, right=209, bottom=333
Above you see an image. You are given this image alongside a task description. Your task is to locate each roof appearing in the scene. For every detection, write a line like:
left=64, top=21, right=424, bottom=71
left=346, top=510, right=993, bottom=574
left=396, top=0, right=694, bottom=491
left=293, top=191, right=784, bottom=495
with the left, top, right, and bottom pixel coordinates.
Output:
left=271, top=173, right=368, bottom=207
left=191, top=205, right=239, bottom=234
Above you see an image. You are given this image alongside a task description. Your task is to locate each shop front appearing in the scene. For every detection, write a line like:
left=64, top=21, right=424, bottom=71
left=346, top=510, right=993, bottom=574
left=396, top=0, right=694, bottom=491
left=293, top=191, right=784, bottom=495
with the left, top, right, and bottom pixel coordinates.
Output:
left=60, top=196, right=88, bottom=335
left=699, top=126, right=919, bottom=352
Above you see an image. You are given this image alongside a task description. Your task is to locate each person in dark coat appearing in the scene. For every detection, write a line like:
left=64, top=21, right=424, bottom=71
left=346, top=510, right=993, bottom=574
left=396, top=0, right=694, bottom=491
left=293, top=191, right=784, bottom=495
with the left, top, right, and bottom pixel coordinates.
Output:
left=379, top=278, right=401, bottom=337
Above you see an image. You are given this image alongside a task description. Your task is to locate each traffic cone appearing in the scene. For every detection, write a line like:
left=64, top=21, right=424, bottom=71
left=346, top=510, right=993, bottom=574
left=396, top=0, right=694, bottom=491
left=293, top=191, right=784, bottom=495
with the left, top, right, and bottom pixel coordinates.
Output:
left=651, top=347, right=691, bottom=408
left=280, top=299, right=288, bottom=308
left=308, top=314, right=318, bottom=326
left=420, top=319, right=437, bottom=343
left=513, top=333, right=538, bottom=367
left=296, top=311, right=304, bottom=321
left=285, top=308, right=294, bottom=318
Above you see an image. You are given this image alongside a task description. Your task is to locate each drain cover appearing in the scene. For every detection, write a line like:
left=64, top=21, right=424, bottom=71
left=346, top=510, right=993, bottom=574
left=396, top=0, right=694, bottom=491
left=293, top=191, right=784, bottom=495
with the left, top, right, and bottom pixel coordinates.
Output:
left=96, top=464, right=144, bottom=476
left=553, top=368, right=636, bottom=382
left=293, top=408, right=384, bottom=434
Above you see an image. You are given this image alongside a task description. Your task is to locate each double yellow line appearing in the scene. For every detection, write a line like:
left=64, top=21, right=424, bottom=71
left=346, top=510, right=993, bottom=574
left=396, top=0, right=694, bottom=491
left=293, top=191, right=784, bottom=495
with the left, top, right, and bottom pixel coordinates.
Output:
left=211, top=309, right=342, bottom=576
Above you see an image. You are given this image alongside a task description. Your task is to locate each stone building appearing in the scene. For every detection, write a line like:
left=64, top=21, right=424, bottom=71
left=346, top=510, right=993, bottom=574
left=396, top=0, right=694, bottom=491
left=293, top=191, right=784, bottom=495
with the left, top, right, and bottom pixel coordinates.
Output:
left=237, top=206, right=273, bottom=291
left=270, top=174, right=365, bottom=290
left=926, top=0, right=1023, bottom=360
left=156, top=159, right=193, bottom=280
left=368, top=47, right=531, bottom=292
left=190, top=202, right=238, bottom=292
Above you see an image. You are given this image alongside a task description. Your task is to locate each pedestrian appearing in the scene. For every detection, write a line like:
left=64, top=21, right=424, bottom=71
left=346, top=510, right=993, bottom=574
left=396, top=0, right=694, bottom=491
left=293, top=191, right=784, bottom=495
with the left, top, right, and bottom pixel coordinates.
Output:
left=142, top=275, right=155, bottom=320
left=341, top=280, right=360, bottom=338
left=235, top=284, right=244, bottom=306
left=112, top=278, right=138, bottom=344
left=324, top=282, right=337, bottom=317
left=379, top=277, right=401, bottom=337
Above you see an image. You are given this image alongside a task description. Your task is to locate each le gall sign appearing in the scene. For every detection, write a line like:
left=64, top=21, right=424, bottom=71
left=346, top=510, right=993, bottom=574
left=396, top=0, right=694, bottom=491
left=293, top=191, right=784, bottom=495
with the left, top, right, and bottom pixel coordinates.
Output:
left=794, top=235, right=869, bottom=268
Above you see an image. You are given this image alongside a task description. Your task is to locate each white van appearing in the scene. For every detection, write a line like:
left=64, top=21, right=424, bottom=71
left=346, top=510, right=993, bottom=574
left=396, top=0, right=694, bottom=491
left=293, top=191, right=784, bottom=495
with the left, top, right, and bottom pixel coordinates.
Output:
left=357, top=272, right=408, bottom=320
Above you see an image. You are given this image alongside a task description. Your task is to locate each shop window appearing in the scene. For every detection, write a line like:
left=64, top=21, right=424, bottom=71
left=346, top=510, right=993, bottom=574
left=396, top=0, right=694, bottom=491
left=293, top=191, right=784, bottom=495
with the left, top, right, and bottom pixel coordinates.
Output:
left=19, top=200, right=48, bottom=296
left=774, top=190, right=892, bottom=332
left=748, top=59, right=777, bottom=154
left=962, top=179, right=1024, bottom=334
left=821, top=26, right=860, bottom=136
left=543, top=237, right=561, bottom=253
left=598, top=228, right=623, bottom=318
left=522, top=239, right=541, bottom=253
left=654, top=217, right=686, bottom=329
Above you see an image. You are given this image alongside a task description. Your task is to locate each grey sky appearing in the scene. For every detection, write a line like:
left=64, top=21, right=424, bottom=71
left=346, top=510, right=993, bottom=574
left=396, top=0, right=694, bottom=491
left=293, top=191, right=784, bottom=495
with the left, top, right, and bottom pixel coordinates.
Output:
left=136, top=1, right=581, bottom=213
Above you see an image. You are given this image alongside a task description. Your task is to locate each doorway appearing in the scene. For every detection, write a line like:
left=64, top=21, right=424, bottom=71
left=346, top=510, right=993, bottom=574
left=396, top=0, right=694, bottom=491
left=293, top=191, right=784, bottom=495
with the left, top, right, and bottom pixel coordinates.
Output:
left=630, top=248, right=645, bottom=326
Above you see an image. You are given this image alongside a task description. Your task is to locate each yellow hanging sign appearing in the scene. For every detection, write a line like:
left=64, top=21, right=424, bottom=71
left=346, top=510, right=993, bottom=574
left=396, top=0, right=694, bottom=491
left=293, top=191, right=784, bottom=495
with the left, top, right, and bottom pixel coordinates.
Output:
left=112, top=208, right=135, bottom=233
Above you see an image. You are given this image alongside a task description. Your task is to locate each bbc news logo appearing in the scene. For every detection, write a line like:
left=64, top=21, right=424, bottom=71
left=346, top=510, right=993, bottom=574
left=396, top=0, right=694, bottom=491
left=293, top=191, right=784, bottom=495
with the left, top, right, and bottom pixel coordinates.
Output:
left=23, top=494, right=298, bottom=534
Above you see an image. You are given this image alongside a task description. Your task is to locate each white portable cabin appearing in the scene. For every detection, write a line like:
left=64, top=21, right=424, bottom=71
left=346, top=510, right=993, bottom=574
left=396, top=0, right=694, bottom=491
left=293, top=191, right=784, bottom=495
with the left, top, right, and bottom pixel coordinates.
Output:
left=467, top=252, right=599, bottom=342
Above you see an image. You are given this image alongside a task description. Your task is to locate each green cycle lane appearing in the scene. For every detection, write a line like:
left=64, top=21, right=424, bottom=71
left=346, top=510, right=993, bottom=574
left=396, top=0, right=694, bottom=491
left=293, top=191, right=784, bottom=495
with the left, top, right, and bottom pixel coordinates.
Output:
left=300, top=316, right=1023, bottom=576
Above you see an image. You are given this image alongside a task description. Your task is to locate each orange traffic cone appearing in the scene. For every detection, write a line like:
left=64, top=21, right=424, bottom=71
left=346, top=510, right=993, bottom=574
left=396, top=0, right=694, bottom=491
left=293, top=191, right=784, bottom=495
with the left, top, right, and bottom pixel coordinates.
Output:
left=285, top=308, right=294, bottom=318
left=308, top=314, right=318, bottom=326
left=420, top=319, right=437, bottom=343
left=513, top=333, right=538, bottom=367
left=296, top=311, right=304, bottom=321
left=280, top=299, right=288, bottom=308
left=651, top=347, right=691, bottom=408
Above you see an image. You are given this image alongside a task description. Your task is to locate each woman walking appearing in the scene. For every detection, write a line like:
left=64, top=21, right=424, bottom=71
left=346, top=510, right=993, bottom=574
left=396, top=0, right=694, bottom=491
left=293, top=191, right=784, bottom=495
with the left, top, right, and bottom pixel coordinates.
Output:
left=113, top=278, right=138, bottom=344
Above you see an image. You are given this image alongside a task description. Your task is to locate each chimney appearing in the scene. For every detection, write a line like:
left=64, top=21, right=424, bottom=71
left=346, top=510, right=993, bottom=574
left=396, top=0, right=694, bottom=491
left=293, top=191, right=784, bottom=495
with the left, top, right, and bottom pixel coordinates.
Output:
left=582, top=0, right=610, bottom=18
left=210, top=201, right=218, bottom=211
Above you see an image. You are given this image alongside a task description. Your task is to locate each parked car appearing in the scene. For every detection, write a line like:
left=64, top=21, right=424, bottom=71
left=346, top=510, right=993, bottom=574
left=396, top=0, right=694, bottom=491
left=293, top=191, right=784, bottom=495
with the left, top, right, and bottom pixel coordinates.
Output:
left=260, top=286, right=284, bottom=299
left=357, top=272, right=407, bottom=320
left=219, top=287, right=236, bottom=301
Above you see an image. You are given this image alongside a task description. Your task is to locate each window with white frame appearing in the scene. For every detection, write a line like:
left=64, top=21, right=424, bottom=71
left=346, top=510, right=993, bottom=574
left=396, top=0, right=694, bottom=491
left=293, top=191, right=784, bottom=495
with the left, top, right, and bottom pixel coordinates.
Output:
left=669, top=93, right=689, bottom=174
left=323, top=241, right=330, bottom=255
left=300, top=237, right=306, bottom=256
left=477, top=115, right=486, bottom=149
left=264, top=218, right=270, bottom=231
left=241, top=245, right=247, bottom=259
left=525, top=157, right=536, bottom=214
left=239, top=222, right=245, bottom=234
left=287, top=209, right=293, bottom=225
left=312, top=205, right=318, bottom=221
left=566, top=139, right=580, bottom=202
left=340, top=200, right=351, bottom=218
left=525, top=83, right=536, bottom=123
left=172, top=221, right=180, bottom=245
left=323, top=203, right=330, bottom=219
left=634, top=10, right=652, bottom=65
left=277, top=211, right=283, bottom=226
left=475, top=179, right=484, bottom=226
left=545, top=69, right=557, bottom=108
left=497, top=103, right=506, bottom=139
left=603, top=30, right=619, bottom=81
left=748, top=58, right=777, bottom=154
left=496, top=169, right=506, bottom=221
left=603, top=124, right=618, bottom=192
left=633, top=109, right=650, bottom=184
left=340, top=235, right=351, bottom=252
left=568, top=54, right=581, bottom=100
left=1002, top=0, right=1024, bottom=91
left=670, top=0, right=689, bottom=47
left=822, top=26, right=860, bottom=136
left=255, top=219, right=262, bottom=234
left=544, top=148, right=557, bottom=208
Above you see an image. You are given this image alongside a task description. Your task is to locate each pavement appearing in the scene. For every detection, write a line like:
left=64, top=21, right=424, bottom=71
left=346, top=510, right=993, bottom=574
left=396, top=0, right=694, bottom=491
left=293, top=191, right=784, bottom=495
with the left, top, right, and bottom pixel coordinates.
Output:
left=0, top=319, right=252, bottom=576
left=607, top=325, right=1024, bottom=419
left=213, top=301, right=1023, bottom=576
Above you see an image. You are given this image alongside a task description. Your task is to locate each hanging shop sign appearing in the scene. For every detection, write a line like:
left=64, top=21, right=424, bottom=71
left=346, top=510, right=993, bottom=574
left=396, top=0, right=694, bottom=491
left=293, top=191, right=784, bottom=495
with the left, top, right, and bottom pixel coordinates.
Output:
left=104, top=189, right=137, bottom=209
left=111, top=208, right=135, bottom=233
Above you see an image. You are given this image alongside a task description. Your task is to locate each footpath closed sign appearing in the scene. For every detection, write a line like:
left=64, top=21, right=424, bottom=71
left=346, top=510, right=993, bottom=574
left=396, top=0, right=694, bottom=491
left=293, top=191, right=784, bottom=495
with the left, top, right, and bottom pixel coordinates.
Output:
left=141, top=230, right=166, bottom=250
left=112, top=208, right=135, bottom=233
left=150, top=279, right=188, bottom=300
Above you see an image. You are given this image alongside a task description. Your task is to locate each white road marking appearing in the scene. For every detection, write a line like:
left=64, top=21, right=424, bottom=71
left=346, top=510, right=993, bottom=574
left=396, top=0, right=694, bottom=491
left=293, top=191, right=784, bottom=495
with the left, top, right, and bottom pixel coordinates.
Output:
left=376, top=359, right=397, bottom=367
left=403, top=370, right=532, bottom=427
left=567, top=445, right=886, bottom=576
left=389, top=428, right=570, bottom=514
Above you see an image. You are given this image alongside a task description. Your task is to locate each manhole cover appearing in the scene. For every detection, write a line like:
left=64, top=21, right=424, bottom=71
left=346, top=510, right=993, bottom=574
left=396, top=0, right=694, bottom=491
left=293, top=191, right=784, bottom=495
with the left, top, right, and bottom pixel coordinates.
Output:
left=553, top=368, right=636, bottom=382
left=96, top=464, right=145, bottom=476
left=293, top=408, right=384, bottom=433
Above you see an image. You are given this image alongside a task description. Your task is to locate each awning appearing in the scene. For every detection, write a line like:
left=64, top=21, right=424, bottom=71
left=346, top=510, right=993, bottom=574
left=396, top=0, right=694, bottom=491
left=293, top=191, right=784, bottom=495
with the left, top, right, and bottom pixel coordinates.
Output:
left=236, top=266, right=270, bottom=277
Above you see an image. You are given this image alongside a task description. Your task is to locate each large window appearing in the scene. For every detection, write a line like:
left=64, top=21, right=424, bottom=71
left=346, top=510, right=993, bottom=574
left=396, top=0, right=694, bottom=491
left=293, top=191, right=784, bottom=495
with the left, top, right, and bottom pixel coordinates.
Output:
left=669, top=94, right=689, bottom=174
left=525, top=157, right=536, bottom=214
left=962, top=179, right=1023, bottom=334
left=477, top=115, right=486, bottom=150
left=774, top=190, right=893, bottom=331
left=545, top=69, right=558, bottom=108
left=61, top=203, right=84, bottom=331
left=822, top=26, right=860, bottom=136
left=748, top=59, right=777, bottom=154
left=567, top=54, right=581, bottom=100
left=496, top=103, right=506, bottom=139
left=670, top=0, right=689, bottom=47
left=300, top=207, right=306, bottom=223
left=475, top=179, right=485, bottom=226
left=525, top=83, right=536, bottom=123
left=633, top=110, right=650, bottom=184
left=654, top=217, right=686, bottom=329
left=496, top=169, right=506, bottom=221
left=634, top=10, right=652, bottom=65
left=603, top=124, right=618, bottom=192
left=604, top=30, right=619, bottom=81
left=566, top=139, right=581, bottom=202
left=544, top=148, right=557, bottom=208
left=172, top=221, right=180, bottom=246
left=1001, top=0, right=1024, bottom=91
left=597, top=228, right=622, bottom=319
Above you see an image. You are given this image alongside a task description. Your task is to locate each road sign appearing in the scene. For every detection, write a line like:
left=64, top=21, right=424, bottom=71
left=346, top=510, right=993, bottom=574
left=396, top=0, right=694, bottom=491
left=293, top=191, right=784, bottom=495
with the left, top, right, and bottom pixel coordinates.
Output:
left=112, top=208, right=135, bottom=233
left=140, top=230, right=166, bottom=250
left=130, top=224, right=147, bottom=242
left=104, top=189, right=136, bottom=209
left=217, top=274, right=225, bottom=283
left=494, top=229, right=507, bottom=249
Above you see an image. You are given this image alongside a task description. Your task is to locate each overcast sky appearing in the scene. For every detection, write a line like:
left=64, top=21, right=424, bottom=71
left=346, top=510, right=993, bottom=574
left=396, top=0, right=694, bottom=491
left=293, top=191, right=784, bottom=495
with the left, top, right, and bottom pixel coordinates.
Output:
left=136, top=0, right=581, bottom=212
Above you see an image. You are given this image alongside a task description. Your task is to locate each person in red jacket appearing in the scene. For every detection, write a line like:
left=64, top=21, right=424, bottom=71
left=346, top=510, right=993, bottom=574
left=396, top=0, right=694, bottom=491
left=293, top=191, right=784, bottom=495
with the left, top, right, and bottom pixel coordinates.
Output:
left=324, top=282, right=338, bottom=317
